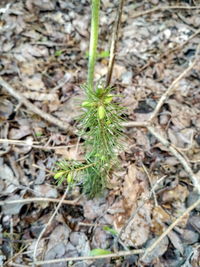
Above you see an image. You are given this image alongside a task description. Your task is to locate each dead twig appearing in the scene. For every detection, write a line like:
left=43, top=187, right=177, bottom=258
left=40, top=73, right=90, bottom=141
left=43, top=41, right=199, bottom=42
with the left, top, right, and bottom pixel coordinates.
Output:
left=7, top=263, right=29, bottom=267
left=33, top=187, right=70, bottom=264
left=3, top=245, right=29, bottom=267
left=106, top=0, right=125, bottom=87
left=131, top=5, right=200, bottom=20
left=142, top=197, right=200, bottom=260
left=32, top=248, right=144, bottom=266
left=122, top=121, right=148, bottom=128
left=0, top=197, right=80, bottom=206
left=0, top=138, right=81, bottom=150
left=0, top=77, right=73, bottom=133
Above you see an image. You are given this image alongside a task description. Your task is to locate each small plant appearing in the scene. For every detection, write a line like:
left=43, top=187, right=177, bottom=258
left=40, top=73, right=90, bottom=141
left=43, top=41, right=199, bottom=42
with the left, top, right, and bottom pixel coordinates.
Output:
left=54, top=0, right=124, bottom=197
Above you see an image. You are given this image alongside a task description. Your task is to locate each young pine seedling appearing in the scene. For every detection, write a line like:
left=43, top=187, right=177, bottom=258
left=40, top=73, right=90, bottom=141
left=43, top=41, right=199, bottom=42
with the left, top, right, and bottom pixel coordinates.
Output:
left=54, top=0, right=124, bottom=198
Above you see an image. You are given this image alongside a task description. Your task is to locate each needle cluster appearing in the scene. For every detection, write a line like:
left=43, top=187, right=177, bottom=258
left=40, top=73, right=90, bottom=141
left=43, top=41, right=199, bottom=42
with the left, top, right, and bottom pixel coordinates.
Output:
left=79, top=84, right=124, bottom=196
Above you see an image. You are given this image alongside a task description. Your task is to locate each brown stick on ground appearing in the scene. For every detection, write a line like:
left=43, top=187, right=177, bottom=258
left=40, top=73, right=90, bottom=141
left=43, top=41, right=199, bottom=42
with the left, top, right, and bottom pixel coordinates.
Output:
left=0, top=197, right=80, bottom=206
left=0, top=77, right=73, bottom=133
left=33, top=248, right=144, bottom=266
left=105, top=0, right=125, bottom=87
left=131, top=5, right=200, bottom=20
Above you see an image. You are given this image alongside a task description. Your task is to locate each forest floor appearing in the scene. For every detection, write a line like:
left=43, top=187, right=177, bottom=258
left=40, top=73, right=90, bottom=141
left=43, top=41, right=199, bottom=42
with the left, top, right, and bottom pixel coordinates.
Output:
left=0, top=0, right=200, bottom=266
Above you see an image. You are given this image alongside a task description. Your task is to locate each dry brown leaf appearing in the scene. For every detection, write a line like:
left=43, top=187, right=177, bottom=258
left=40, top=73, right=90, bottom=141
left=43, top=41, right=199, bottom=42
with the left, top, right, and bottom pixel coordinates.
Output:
left=54, top=145, right=84, bottom=161
left=33, top=184, right=58, bottom=198
left=22, top=74, right=45, bottom=91
left=142, top=237, right=169, bottom=264
left=0, top=99, right=13, bottom=121
left=121, top=212, right=150, bottom=247
left=122, top=164, right=145, bottom=207
left=113, top=164, right=152, bottom=246
left=168, top=127, right=194, bottom=149
left=168, top=230, right=184, bottom=255
left=162, top=184, right=189, bottom=203
left=0, top=164, right=19, bottom=194
left=20, top=62, right=36, bottom=76
left=151, top=205, right=171, bottom=236
left=83, top=198, right=106, bottom=221
left=167, top=99, right=195, bottom=128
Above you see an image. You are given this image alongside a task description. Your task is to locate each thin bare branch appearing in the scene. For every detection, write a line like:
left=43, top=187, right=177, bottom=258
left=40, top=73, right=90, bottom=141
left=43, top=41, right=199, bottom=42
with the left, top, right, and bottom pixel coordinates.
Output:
left=106, top=0, right=125, bottom=87
left=0, top=138, right=81, bottom=150
left=0, top=197, right=80, bottom=206
left=0, top=77, right=73, bottom=133
left=122, top=121, right=149, bottom=128
left=131, top=5, right=200, bottom=20
left=142, top=197, right=200, bottom=260
left=33, top=248, right=144, bottom=266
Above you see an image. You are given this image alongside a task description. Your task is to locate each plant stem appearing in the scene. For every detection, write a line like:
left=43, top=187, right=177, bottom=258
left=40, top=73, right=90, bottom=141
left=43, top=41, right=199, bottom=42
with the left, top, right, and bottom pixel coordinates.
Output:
left=76, top=162, right=96, bottom=172
left=87, top=0, right=100, bottom=92
left=106, top=0, right=125, bottom=87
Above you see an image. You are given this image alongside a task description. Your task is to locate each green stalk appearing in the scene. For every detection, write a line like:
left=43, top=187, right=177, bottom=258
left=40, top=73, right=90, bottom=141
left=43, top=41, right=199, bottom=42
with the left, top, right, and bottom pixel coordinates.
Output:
left=87, top=0, right=100, bottom=92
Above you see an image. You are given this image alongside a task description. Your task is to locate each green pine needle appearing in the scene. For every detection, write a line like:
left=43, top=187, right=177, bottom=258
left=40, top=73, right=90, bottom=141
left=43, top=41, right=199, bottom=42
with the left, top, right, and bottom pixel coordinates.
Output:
left=78, top=84, right=124, bottom=196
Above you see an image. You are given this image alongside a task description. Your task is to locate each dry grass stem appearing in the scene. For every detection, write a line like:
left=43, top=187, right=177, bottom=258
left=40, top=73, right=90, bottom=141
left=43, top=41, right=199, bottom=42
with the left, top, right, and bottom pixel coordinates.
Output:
left=4, top=245, right=29, bottom=266
left=131, top=5, right=200, bottom=20
left=33, top=248, right=144, bottom=266
left=0, top=138, right=80, bottom=150
left=0, top=197, right=80, bottom=206
left=106, top=0, right=125, bottom=87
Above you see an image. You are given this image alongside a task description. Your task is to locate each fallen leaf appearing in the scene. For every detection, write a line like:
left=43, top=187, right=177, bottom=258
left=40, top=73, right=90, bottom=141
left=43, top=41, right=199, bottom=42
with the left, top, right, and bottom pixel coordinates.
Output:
left=121, top=212, right=150, bottom=247
left=142, top=237, right=169, bottom=264
left=2, top=195, right=24, bottom=215
left=122, top=164, right=145, bottom=207
left=151, top=205, right=171, bottom=235
left=83, top=198, right=106, bottom=221
left=162, top=184, right=189, bottom=203
left=168, top=230, right=184, bottom=255
left=0, top=99, right=13, bottom=121
left=23, top=92, right=58, bottom=102
left=33, top=184, right=58, bottom=198
left=22, top=74, right=45, bottom=91
left=0, top=164, right=19, bottom=194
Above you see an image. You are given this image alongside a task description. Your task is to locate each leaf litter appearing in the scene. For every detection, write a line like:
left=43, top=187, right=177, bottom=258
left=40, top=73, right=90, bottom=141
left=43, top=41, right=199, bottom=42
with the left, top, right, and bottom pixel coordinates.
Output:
left=0, top=0, right=200, bottom=266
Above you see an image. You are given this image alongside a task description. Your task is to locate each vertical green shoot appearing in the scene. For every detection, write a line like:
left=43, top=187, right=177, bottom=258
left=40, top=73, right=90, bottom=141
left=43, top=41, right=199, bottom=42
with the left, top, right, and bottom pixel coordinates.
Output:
left=87, top=0, right=100, bottom=92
